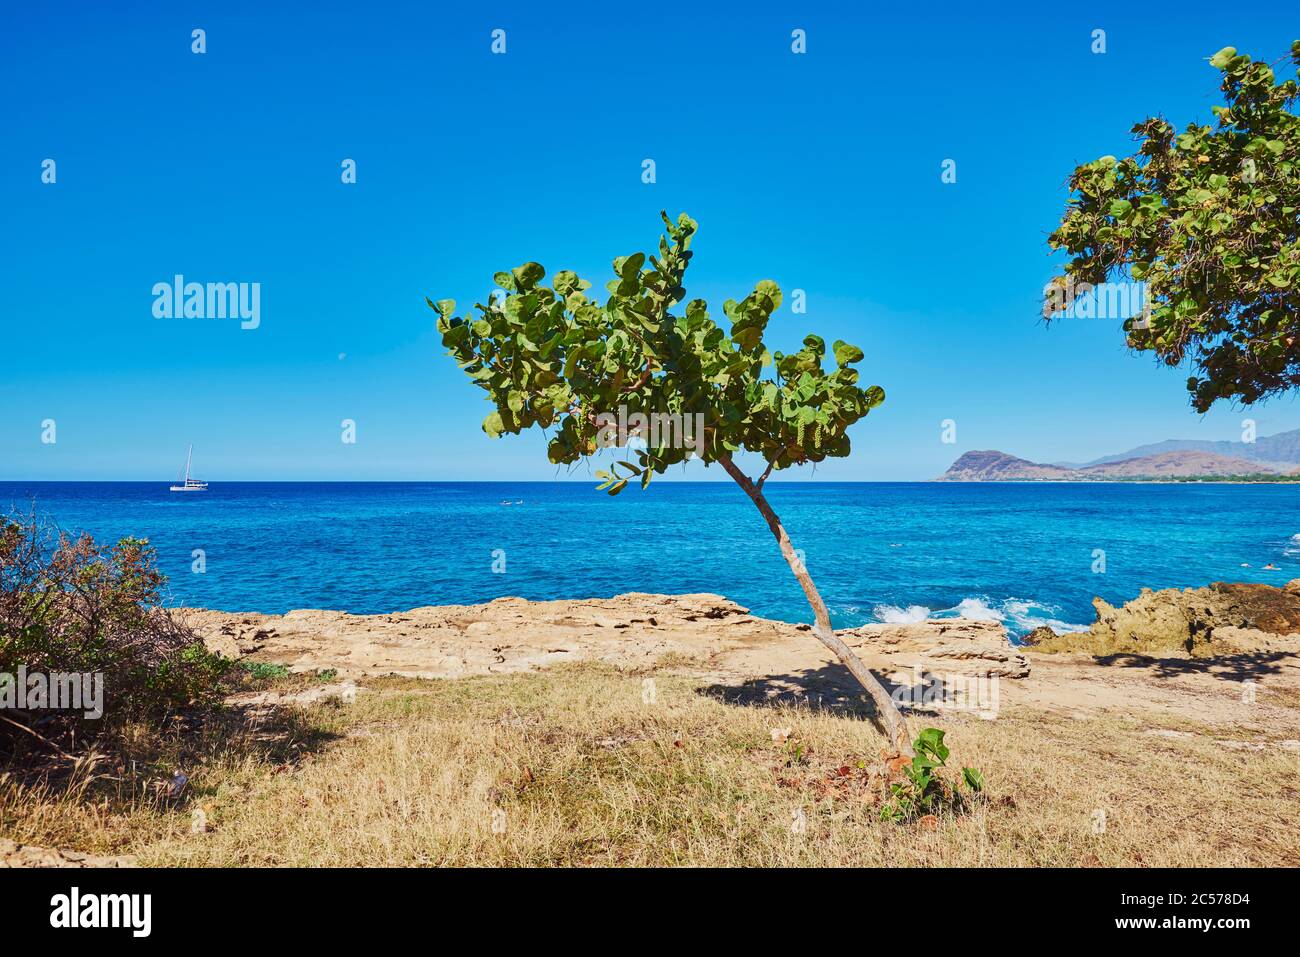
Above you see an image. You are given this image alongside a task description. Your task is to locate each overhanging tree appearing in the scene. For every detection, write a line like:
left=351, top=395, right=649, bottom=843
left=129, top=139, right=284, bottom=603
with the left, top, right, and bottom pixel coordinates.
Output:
left=428, top=212, right=911, bottom=752
left=1046, top=41, right=1300, bottom=411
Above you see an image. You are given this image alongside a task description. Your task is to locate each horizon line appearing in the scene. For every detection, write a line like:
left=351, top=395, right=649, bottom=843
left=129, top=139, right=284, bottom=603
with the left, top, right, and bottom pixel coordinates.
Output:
left=0, top=478, right=944, bottom=485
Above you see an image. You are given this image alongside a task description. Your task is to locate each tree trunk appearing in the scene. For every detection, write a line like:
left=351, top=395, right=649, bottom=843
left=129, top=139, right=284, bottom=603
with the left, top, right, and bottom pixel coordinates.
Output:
left=717, top=454, right=912, bottom=755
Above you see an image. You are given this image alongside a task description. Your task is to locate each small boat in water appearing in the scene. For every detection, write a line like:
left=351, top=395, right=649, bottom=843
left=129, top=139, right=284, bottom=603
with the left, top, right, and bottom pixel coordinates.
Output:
left=169, top=444, right=208, bottom=492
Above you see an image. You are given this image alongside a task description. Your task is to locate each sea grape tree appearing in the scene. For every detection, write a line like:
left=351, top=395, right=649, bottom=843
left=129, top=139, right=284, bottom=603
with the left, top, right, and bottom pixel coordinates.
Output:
left=1046, top=41, right=1300, bottom=411
left=428, top=212, right=911, bottom=752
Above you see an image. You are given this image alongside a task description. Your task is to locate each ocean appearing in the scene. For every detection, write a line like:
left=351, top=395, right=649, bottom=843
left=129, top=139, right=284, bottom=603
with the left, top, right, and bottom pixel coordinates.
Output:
left=3, top=481, right=1298, bottom=639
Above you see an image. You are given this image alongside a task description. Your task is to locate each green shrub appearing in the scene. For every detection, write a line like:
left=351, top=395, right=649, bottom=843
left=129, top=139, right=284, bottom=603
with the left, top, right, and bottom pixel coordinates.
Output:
left=238, top=661, right=291, bottom=682
left=0, top=512, right=231, bottom=751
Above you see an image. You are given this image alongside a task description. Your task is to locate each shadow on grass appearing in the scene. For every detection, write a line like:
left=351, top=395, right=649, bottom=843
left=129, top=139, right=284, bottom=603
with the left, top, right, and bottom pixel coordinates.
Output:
left=699, top=663, right=914, bottom=720
left=1, top=702, right=342, bottom=801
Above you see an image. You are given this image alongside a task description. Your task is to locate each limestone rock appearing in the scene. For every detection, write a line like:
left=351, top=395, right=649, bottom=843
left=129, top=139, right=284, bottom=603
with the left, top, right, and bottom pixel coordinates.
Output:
left=1021, top=625, right=1059, bottom=646
left=841, top=618, right=1031, bottom=678
left=1029, top=580, right=1300, bottom=658
left=184, top=592, right=1029, bottom=682
left=0, top=838, right=135, bottom=868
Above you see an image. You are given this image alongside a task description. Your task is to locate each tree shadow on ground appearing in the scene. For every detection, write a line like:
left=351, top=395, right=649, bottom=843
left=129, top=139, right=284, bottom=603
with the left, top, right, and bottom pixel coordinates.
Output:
left=700, top=663, right=933, bottom=722
left=1091, top=650, right=1294, bottom=683
left=1, top=702, right=342, bottom=795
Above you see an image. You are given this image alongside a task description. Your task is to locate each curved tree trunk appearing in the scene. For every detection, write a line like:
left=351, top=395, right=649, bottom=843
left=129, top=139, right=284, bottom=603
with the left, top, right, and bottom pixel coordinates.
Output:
left=717, top=454, right=912, bottom=755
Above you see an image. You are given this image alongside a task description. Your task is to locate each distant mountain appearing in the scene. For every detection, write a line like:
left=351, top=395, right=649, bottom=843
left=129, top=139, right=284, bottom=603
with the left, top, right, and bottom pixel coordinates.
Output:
left=938, top=449, right=1295, bottom=481
left=1078, top=451, right=1288, bottom=478
left=939, top=451, right=1075, bottom=481
left=1078, top=427, right=1300, bottom=469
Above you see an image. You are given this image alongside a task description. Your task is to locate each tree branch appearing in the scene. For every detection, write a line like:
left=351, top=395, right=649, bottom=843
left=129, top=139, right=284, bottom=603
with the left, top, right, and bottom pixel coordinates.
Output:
left=0, top=713, right=75, bottom=760
left=621, top=359, right=652, bottom=393
left=755, top=448, right=787, bottom=491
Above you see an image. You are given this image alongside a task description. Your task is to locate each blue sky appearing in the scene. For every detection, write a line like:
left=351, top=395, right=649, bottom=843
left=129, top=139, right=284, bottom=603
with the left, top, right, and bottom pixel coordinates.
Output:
left=2, top=1, right=1297, bottom=481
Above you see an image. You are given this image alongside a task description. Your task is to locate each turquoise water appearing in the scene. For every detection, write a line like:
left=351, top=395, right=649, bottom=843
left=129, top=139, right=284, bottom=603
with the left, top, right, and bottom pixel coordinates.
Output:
left=3, top=481, right=1298, bottom=638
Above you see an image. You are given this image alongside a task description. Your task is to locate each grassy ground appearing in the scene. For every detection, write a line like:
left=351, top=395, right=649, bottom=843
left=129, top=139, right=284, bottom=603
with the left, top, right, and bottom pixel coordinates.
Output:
left=3, top=663, right=1298, bottom=866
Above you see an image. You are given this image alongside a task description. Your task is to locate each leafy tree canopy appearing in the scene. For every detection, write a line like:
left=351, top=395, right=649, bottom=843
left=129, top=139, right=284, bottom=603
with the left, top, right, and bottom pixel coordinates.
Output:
left=1047, top=41, right=1300, bottom=412
left=428, top=212, right=883, bottom=491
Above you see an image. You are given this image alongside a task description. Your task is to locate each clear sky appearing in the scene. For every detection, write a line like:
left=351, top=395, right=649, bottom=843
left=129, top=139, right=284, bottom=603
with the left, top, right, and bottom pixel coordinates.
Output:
left=2, top=1, right=1297, bottom=481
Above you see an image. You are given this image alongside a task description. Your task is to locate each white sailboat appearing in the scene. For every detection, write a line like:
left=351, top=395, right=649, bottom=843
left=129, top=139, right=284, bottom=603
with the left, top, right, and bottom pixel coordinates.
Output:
left=169, top=444, right=209, bottom=492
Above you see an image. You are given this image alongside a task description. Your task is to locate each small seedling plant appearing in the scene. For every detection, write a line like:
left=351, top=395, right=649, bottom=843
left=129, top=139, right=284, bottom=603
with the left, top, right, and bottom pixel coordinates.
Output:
left=880, top=728, right=984, bottom=824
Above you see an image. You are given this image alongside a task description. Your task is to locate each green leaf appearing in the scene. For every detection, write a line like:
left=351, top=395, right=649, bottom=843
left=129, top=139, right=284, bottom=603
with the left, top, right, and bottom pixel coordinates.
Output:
left=426, top=297, right=456, bottom=319
left=753, top=279, right=783, bottom=311
left=539, top=332, right=564, bottom=359
left=553, top=270, right=580, bottom=296
left=910, top=755, right=938, bottom=775
left=913, top=727, right=949, bottom=764
left=482, top=411, right=505, bottom=439
left=832, top=340, right=864, bottom=367
left=511, top=262, right=546, bottom=290
left=613, top=253, right=645, bottom=280
left=441, top=323, right=470, bottom=347
left=962, top=767, right=985, bottom=792
left=1209, top=46, right=1237, bottom=69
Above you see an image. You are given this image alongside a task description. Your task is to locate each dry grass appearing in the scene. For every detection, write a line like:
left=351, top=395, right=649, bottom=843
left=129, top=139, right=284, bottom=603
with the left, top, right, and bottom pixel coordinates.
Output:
left=3, top=663, right=1298, bottom=866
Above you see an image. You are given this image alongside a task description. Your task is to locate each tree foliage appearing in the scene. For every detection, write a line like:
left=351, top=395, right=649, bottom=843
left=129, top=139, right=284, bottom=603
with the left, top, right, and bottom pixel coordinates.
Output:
left=1047, top=41, right=1300, bottom=411
left=429, top=212, right=883, bottom=489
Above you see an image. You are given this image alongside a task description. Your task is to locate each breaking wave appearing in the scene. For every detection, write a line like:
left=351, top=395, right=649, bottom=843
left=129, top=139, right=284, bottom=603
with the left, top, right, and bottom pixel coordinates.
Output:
left=871, top=596, right=1089, bottom=638
left=873, top=604, right=931, bottom=624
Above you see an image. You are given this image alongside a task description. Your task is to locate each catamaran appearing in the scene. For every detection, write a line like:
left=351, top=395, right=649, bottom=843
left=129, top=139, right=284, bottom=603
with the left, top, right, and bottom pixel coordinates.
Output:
left=169, top=445, right=208, bottom=492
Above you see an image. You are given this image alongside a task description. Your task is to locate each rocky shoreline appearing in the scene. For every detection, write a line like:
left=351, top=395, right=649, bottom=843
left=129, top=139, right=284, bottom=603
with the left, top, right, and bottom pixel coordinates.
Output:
left=1025, top=580, right=1300, bottom=658
left=184, top=592, right=1032, bottom=684
left=178, top=580, right=1300, bottom=732
left=186, top=580, right=1300, bottom=678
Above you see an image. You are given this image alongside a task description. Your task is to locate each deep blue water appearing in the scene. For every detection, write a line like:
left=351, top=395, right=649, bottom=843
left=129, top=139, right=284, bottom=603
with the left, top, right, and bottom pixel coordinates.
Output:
left=3, top=481, right=1298, bottom=638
